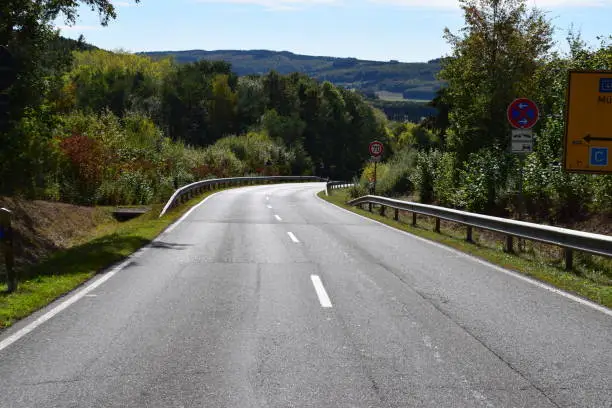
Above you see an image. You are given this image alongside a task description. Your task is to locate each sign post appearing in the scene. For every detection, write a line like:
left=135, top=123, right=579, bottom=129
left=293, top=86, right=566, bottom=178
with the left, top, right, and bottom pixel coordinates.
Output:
left=368, top=141, right=384, bottom=194
left=563, top=70, right=612, bottom=174
left=507, top=98, right=539, bottom=252
left=0, top=208, right=16, bottom=293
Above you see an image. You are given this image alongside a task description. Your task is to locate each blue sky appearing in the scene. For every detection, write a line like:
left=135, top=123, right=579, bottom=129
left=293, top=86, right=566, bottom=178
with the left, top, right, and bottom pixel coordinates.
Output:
left=55, top=0, right=611, bottom=62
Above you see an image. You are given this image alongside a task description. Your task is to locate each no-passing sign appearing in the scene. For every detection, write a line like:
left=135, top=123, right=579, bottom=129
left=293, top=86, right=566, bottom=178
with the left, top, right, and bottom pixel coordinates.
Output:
left=369, top=141, right=384, bottom=157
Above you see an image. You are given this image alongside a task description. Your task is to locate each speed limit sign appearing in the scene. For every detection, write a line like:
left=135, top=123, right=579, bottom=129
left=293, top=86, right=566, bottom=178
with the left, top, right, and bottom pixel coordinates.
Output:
left=369, top=141, right=384, bottom=157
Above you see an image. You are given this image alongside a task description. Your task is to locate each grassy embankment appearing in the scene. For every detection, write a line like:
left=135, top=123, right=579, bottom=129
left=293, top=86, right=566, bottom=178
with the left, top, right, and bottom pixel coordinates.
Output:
left=319, top=189, right=612, bottom=309
left=0, top=190, right=222, bottom=329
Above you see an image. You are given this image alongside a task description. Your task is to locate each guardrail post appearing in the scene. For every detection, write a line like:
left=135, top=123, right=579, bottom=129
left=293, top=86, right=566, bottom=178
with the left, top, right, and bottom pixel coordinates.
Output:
left=379, top=205, right=386, bottom=216
left=412, top=212, right=417, bottom=226
left=394, top=208, right=399, bottom=221
left=1, top=208, right=17, bottom=293
left=434, top=218, right=441, bottom=233
left=466, top=226, right=473, bottom=243
left=368, top=203, right=372, bottom=212
left=505, top=235, right=514, bottom=253
left=564, top=248, right=573, bottom=271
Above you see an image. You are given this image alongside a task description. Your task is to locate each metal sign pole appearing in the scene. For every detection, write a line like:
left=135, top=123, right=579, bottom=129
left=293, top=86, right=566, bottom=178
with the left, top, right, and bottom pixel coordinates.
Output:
left=373, top=160, right=377, bottom=194
left=518, top=157, right=525, bottom=252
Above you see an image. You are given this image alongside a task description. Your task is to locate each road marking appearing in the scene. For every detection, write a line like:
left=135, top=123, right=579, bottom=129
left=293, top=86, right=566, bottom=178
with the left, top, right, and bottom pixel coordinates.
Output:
left=274, top=215, right=282, bottom=221
left=267, top=205, right=272, bottom=209
left=164, top=191, right=222, bottom=234
left=266, top=196, right=270, bottom=201
left=314, top=191, right=612, bottom=317
left=0, top=258, right=131, bottom=353
left=311, top=275, right=333, bottom=308
left=287, top=232, right=300, bottom=243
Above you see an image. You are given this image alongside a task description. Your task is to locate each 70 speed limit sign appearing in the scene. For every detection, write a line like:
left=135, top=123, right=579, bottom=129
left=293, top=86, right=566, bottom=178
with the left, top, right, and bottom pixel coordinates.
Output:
left=369, top=141, right=384, bottom=157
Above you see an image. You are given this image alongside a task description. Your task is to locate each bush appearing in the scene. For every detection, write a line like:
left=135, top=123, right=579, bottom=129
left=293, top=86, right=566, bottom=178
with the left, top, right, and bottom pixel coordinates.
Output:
left=432, top=151, right=458, bottom=207
left=348, top=177, right=368, bottom=199
left=375, top=148, right=416, bottom=197
left=411, top=149, right=441, bottom=203
left=453, top=148, right=512, bottom=213
left=360, top=161, right=389, bottom=195
left=96, top=170, right=154, bottom=205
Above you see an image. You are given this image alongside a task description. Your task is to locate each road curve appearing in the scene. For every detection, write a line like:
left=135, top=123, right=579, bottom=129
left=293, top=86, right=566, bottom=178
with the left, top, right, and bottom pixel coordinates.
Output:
left=0, top=182, right=610, bottom=408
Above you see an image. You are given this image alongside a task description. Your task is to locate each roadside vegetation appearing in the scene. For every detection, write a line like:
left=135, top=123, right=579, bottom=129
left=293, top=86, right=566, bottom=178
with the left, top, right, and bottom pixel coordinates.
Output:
left=353, top=1, right=611, bottom=230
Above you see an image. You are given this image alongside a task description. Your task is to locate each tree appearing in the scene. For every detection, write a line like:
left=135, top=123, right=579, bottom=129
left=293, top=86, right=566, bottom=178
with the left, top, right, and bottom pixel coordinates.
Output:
left=209, top=74, right=238, bottom=140
left=161, top=60, right=235, bottom=146
left=439, top=0, right=553, bottom=160
left=0, top=0, right=139, bottom=194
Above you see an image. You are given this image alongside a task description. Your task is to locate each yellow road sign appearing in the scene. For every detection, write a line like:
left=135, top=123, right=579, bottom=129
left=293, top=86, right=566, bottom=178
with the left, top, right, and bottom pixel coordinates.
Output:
left=563, top=70, right=612, bottom=173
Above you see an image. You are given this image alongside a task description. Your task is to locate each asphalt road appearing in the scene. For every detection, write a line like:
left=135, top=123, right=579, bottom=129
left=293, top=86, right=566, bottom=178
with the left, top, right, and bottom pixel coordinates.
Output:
left=0, top=182, right=610, bottom=408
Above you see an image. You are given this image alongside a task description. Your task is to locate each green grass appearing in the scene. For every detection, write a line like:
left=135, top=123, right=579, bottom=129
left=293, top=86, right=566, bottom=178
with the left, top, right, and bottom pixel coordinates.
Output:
left=0, top=189, right=221, bottom=329
left=320, top=190, right=612, bottom=309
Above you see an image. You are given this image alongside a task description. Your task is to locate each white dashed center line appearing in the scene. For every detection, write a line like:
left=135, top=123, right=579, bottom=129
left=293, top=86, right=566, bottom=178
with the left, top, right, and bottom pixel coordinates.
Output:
left=267, top=205, right=272, bottom=209
left=274, top=215, right=282, bottom=221
left=287, top=232, right=300, bottom=243
left=311, top=275, right=333, bottom=308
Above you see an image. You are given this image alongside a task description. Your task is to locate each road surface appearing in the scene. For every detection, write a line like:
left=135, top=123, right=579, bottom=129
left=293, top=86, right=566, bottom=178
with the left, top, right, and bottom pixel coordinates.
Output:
left=0, top=182, right=610, bottom=407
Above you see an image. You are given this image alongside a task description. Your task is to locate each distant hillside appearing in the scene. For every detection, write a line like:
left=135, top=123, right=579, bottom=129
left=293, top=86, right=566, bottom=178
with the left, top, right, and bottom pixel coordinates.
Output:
left=141, top=49, right=444, bottom=101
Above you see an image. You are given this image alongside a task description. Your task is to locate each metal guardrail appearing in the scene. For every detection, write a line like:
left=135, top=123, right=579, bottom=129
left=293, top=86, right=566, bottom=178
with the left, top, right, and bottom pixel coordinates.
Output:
left=160, top=176, right=326, bottom=217
left=326, top=180, right=354, bottom=195
left=347, top=195, right=612, bottom=270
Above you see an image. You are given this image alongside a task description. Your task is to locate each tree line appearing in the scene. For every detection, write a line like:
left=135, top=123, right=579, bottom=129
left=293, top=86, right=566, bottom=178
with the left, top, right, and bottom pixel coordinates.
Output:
left=0, top=1, right=388, bottom=205
left=356, top=0, right=611, bottom=224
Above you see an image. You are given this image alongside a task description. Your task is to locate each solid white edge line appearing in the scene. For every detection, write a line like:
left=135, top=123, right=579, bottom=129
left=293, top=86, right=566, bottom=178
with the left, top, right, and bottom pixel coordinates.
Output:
left=274, top=215, right=282, bottom=221
left=311, top=275, right=333, bottom=308
left=164, top=191, right=221, bottom=234
left=0, top=259, right=128, bottom=352
left=287, top=231, right=300, bottom=243
left=0, top=190, right=226, bottom=352
left=314, top=190, right=612, bottom=317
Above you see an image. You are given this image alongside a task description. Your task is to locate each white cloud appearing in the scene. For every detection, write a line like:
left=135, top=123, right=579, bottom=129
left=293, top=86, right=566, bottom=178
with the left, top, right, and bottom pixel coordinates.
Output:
left=368, top=0, right=611, bottom=8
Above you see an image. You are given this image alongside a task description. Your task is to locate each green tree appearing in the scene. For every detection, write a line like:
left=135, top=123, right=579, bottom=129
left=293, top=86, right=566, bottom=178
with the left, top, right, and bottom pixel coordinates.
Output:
left=439, top=0, right=553, bottom=160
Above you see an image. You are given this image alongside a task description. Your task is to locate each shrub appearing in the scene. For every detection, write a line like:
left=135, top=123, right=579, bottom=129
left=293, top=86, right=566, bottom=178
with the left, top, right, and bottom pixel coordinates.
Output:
left=375, top=148, right=416, bottom=197
left=411, top=150, right=440, bottom=203
left=454, top=148, right=512, bottom=213
left=348, top=177, right=368, bottom=199
left=432, top=151, right=458, bottom=207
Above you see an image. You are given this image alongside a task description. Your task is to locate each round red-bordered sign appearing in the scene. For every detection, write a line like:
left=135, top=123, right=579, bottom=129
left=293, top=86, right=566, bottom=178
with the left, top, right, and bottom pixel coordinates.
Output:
left=507, top=98, right=539, bottom=129
left=369, top=141, right=384, bottom=157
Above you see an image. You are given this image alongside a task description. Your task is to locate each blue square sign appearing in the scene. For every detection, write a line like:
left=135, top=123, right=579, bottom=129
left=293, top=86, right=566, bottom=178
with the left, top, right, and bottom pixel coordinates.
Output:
left=590, top=147, right=608, bottom=167
left=600, top=78, right=612, bottom=93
